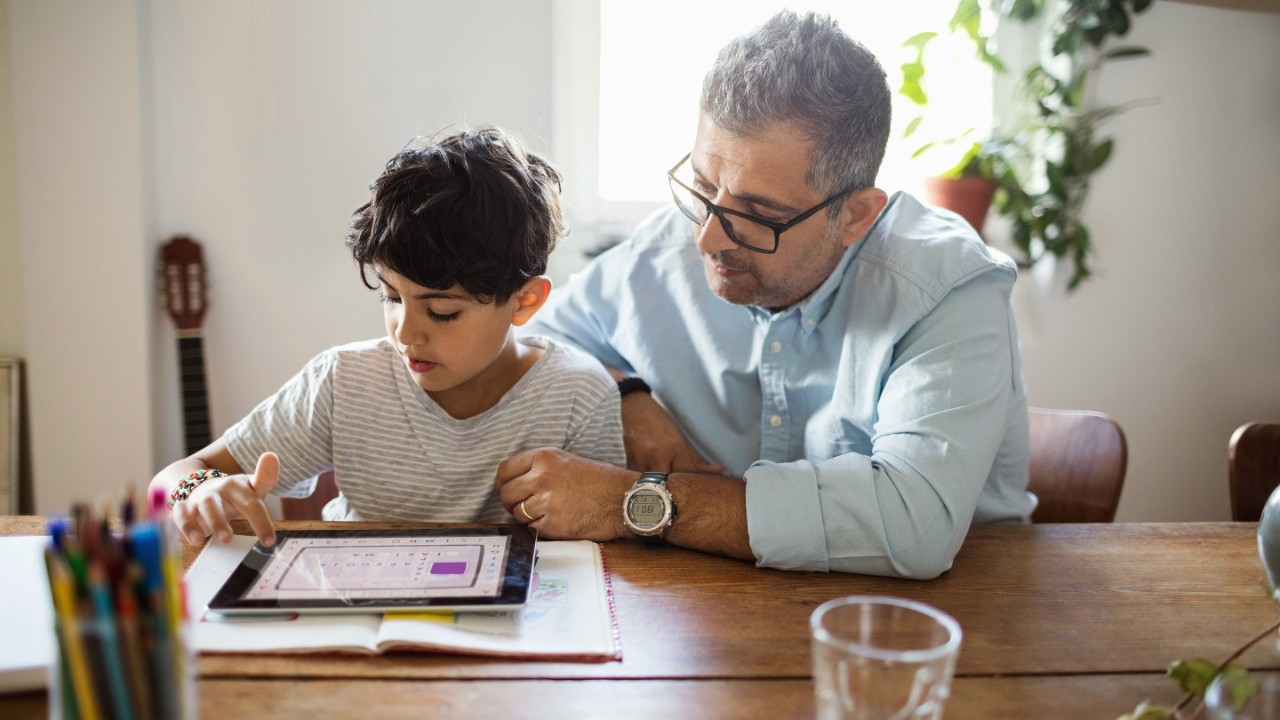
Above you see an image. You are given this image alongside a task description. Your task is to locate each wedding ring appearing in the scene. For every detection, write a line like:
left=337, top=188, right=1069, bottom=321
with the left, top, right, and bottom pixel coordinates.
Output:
left=518, top=499, right=533, bottom=522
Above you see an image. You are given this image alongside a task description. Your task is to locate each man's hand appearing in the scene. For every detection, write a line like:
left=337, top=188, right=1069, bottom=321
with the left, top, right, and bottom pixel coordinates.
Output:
left=622, top=392, right=725, bottom=474
left=495, top=448, right=635, bottom=541
left=171, top=452, right=280, bottom=547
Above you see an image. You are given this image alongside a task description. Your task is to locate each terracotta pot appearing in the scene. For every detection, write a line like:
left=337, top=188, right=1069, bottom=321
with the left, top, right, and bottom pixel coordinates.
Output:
left=923, top=175, right=998, bottom=236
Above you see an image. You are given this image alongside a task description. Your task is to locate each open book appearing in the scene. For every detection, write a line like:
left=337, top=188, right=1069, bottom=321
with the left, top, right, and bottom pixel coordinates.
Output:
left=185, top=535, right=620, bottom=662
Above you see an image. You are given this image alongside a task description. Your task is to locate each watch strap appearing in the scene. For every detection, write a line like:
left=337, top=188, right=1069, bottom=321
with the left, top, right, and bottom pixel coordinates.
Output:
left=617, top=377, right=651, bottom=397
left=637, top=471, right=669, bottom=486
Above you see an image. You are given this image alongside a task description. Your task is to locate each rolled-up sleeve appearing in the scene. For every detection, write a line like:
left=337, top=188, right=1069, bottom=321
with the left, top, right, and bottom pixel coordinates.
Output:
left=745, top=269, right=1018, bottom=579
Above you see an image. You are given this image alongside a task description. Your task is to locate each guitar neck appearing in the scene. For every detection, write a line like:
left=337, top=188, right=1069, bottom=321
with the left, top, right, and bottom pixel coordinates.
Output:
left=177, top=333, right=212, bottom=455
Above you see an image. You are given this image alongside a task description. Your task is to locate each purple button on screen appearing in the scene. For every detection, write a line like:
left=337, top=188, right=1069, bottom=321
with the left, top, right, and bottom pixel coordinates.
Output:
left=430, top=562, right=468, bottom=575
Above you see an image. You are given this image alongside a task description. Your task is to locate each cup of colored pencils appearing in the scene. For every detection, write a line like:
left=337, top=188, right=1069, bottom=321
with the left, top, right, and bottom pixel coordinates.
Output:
left=43, top=488, right=196, bottom=720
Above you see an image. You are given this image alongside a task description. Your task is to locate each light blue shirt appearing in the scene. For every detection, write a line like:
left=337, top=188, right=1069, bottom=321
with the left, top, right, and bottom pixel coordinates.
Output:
left=525, top=193, right=1032, bottom=578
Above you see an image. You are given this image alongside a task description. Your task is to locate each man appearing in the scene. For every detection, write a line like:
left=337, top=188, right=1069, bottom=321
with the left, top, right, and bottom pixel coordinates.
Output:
left=496, top=10, right=1033, bottom=579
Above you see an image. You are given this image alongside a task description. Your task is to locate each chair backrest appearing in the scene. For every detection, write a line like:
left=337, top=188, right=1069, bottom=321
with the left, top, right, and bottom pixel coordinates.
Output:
left=1228, top=422, right=1280, bottom=522
left=280, top=469, right=339, bottom=521
left=1027, top=407, right=1128, bottom=523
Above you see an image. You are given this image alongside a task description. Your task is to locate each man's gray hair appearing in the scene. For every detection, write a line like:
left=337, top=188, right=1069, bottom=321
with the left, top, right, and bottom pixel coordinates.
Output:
left=700, top=10, right=891, bottom=199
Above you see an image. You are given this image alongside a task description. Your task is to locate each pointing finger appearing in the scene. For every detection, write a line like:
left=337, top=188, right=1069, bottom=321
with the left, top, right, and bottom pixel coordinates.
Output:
left=237, top=495, right=277, bottom=547
left=248, top=452, right=280, bottom=498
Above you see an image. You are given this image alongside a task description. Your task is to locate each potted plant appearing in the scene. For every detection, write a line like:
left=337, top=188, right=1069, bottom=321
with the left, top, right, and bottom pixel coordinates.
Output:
left=913, top=139, right=997, bottom=235
left=900, top=0, right=1154, bottom=291
left=899, top=0, right=1006, bottom=236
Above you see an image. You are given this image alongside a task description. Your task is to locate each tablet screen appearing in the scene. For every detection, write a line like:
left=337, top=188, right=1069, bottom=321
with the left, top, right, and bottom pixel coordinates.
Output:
left=206, top=527, right=535, bottom=614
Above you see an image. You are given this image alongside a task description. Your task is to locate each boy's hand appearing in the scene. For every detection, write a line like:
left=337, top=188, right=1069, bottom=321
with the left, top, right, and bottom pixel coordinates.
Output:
left=171, top=452, right=279, bottom=547
left=621, top=392, right=724, bottom=474
left=495, top=448, right=634, bottom=541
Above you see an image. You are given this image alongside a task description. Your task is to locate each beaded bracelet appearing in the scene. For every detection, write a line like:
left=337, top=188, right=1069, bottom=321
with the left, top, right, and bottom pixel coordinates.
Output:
left=167, top=468, right=227, bottom=509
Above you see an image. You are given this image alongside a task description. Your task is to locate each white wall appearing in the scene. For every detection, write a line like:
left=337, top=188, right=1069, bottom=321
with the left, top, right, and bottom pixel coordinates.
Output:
left=143, top=0, right=555, bottom=476
left=5, top=0, right=553, bottom=512
left=0, top=2, right=24, bottom=358
left=9, top=0, right=153, bottom=512
left=1, top=0, right=1277, bottom=520
left=1013, top=2, right=1280, bottom=520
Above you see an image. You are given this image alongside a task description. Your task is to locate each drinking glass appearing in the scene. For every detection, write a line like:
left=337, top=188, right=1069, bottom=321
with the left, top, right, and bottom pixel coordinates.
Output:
left=810, top=596, right=962, bottom=720
left=1207, top=672, right=1280, bottom=720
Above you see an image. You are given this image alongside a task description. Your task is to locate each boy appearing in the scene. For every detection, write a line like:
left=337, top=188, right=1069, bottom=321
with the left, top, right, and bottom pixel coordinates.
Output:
left=149, top=127, right=625, bottom=547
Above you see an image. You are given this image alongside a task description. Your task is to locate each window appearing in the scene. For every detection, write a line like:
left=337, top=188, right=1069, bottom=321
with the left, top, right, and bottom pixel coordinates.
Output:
left=550, top=1, right=993, bottom=279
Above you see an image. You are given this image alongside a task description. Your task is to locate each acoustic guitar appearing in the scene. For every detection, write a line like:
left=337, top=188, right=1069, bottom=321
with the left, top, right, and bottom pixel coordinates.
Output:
left=159, top=236, right=213, bottom=455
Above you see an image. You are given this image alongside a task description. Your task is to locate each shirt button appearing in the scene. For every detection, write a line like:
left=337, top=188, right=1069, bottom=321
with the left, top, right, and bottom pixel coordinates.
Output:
left=770, top=415, right=783, bottom=427
left=769, top=341, right=782, bottom=353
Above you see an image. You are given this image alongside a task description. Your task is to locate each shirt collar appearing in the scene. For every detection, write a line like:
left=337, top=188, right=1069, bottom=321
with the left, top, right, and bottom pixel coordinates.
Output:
left=745, top=192, right=901, bottom=333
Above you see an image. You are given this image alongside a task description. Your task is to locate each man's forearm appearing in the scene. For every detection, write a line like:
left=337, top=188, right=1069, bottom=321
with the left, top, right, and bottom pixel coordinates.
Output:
left=664, top=473, right=753, bottom=561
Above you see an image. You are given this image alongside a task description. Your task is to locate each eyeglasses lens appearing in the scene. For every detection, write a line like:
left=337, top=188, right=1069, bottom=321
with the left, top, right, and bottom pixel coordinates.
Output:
left=668, top=162, right=777, bottom=253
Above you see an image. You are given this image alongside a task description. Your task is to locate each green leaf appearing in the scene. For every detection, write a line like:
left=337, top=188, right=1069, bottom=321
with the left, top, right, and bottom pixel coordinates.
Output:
left=1052, top=26, right=1082, bottom=57
left=896, top=69, right=926, bottom=105
left=1104, top=45, right=1151, bottom=60
left=1169, top=658, right=1221, bottom=696
left=1067, top=263, right=1092, bottom=291
left=898, top=33, right=932, bottom=107
left=1045, top=161, right=1066, bottom=199
left=903, top=116, right=923, bottom=139
left=899, top=64, right=928, bottom=106
left=1109, top=6, right=1132, bottom=39
left=902, top=31, right=938, bottom=50
left=1006, top=0, right=1045, bottom=22
left=948, top=0, right=982, bottom=34
left=899, top=84, right=927, bottom=106
left=1217, top=665, right=1259, bottom=711
left=1087, top=139, right=1114, bottom=173
left=1065, top=65, right=1090, bottom=109
left=911, top=141, right=938, bottom=160
left=1075, top=224, right=1092, bottom=253
left=941, top=142, right=985, bottom=179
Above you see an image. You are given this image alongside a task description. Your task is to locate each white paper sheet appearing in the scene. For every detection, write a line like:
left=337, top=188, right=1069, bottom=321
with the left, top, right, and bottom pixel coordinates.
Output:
left=0, top=535, right=55, bottom=692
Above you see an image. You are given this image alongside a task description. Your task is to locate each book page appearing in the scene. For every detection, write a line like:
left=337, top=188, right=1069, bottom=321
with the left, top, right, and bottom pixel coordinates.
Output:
left=375, top=540, right=620, bottom=661
left=0, top=535, right=55, bottom=690
left=186, top=535, right=381, bottom=653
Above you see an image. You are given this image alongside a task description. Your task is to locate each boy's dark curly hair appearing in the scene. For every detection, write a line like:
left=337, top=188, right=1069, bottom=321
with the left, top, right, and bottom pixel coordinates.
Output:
left=346, top=127, right=563, bottom=304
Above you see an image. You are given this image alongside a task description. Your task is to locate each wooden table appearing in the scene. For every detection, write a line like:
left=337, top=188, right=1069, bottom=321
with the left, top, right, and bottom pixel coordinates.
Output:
left=3, top=519, right=1277, bottom=718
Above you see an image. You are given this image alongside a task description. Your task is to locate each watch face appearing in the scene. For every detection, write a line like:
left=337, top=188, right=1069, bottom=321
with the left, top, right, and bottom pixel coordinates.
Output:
left=626, top=488, right=668, bottom=531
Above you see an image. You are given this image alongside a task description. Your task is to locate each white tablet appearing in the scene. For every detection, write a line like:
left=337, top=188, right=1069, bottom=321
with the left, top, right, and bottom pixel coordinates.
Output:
left=206, top=527, right=536, bottom=615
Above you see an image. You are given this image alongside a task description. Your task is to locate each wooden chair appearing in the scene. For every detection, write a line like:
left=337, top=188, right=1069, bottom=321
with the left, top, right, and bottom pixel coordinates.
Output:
left=280, top=469, right=340, bottom=521
left=1228, top=422, right=1280, bottom=522
left=1027, top=407, right=1128, bottom=523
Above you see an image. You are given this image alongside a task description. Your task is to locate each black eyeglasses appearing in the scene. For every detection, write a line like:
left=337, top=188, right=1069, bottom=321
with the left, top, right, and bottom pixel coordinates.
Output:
left=666, top=153, right=859, bottom=254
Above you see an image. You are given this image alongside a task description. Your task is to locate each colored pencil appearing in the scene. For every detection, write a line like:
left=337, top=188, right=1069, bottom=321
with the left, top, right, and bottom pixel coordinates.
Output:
left=46, top=550, right=102, bottom=720
left=42, top=491, right=192, bottom=719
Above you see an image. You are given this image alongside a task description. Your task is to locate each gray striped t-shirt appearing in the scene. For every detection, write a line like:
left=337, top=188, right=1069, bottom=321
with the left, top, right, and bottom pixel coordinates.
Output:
left=223, top=335, right=625, bottom=523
